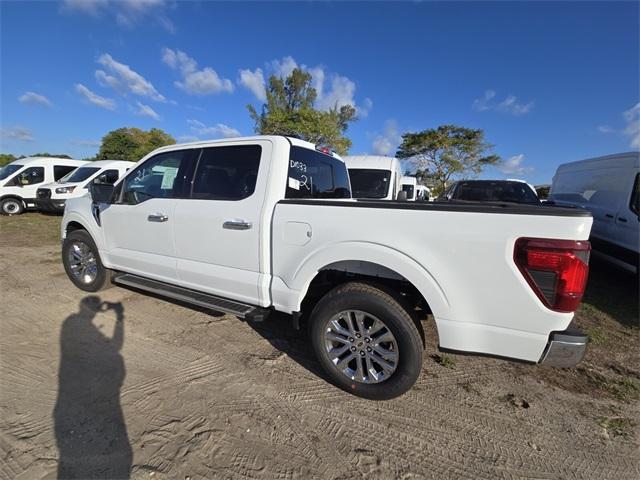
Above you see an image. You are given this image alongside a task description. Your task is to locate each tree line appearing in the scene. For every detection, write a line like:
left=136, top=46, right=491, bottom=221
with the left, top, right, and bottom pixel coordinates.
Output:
left=2, top=68, right=500, bottom=194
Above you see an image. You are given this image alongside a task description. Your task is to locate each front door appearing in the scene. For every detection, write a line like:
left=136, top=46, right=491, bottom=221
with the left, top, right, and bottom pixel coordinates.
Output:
left=100, top=149, right=196, bottom=282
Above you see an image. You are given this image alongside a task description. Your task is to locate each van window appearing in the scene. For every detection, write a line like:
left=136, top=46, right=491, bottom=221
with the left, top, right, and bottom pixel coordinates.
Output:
left=348, top=169, right=390, bottom=199
left=630, top=174, right=639, bottom=216
left=286, top=146, right=351, bottom=199
left=192, top=145, right=261, bottom=200
left=121, top=150, right=192, bottom=204
left=550, top=168, right=629, bottom=206
left=12, top=166, right=45, bottom=186
left=402, top=184, right=415, bottom=200
left=60, top=166, right=100, bottom=183
left=0, top=164, right=23, bottom=181
left=91, top=169, right=120, bottom=186
left=54, top=165, right=77, bottom=181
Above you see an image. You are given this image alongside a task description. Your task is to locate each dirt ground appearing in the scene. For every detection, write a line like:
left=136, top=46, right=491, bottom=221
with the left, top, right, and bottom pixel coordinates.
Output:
left=1, top=213, right=639, bottom=480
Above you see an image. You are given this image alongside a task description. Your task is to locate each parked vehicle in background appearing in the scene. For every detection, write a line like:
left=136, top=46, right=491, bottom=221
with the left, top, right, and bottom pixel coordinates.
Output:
left=401, top=176, right=418, bottom=201
left=549, top=152, right=639, bottom=275
left=345, top=155, right=403, bottom=200
left=0, top=157, right=87, bottom=215
left=36, top=160, right=134, bottom=213
left=436, top=179, right=541, bottom=205
left=415, top=185, right=431, bottom=202
left=61, top=135, right=593, bottom=400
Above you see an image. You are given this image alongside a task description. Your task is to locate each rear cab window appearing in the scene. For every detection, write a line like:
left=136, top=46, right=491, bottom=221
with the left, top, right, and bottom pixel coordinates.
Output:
left=286, top=146, right=351, bottom=199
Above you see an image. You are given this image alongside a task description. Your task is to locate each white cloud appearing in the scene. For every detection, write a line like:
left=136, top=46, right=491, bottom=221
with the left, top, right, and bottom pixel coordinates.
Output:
left=269, top=56, right=299, bottom=79
left=473, top=89, right=534, bottom=116
left=135, top=101, right=160, bottom=121
left=358, top=97, right=373, bottom=119
left=162, top=47, right=233, bottom=95
left=62, top=0, right=174, bottom=32
left=597, top=125, right=614, bottom=134
left=187, top=119, right=240, bottom=139
left=372, top=120, right=401, bottom=156
left=0, top=126, right=34, bottom=142
left=623, top=102, right=640, bottom=149
left=96, top=53, right=165, bottom=102
left=19, top=91, right=53, bottom=108
left=238, top=68, right=266, bottom=101
left=75, top=83, right=116, bottom=110
left=498, top=154, right=534, bottom=176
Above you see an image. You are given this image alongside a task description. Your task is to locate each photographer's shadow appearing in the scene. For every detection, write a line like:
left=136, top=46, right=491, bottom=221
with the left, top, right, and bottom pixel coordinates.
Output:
left=53, top=296, right=132, bottom=479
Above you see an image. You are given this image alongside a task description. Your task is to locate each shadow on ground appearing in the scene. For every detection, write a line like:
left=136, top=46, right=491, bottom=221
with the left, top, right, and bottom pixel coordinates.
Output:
left=53, top=296, right=132, bottom=480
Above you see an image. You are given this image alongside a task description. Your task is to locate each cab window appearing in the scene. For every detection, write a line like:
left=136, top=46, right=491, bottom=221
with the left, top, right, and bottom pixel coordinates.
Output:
left=191, top=145, right=261, bottom=200
left=10, top=166, right=45, bottom=186
left=286, top=146, right=351, bottom=199
left=121, top=150, right=192, bottom=204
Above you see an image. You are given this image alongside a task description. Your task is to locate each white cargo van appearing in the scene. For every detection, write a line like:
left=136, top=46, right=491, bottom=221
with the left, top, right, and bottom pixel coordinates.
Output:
left=401, top=176, right=418, bottom=201
left=36, top=160, right=134, bottom=213
left=0, top=157, right=87, bottom=215
left=345, top=155, right=404, bottom=200
left=549, top=152, right=639, bottom=274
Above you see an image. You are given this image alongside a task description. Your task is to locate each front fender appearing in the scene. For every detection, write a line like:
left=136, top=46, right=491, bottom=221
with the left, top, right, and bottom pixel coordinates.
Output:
left=287, top=241, right=451, bottom=318
left=61, top=197, right=107, bottom=259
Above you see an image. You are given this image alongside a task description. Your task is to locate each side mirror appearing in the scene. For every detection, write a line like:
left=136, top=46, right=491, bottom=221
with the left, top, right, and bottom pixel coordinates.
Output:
left=90, top=182, right=115, bottom=203
left=396, top=191, right=408, bottom=201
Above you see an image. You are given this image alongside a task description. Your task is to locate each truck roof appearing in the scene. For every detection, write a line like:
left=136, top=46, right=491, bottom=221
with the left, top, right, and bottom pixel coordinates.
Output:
left=150, top=135, right=344, bottom=162
left=344, top=155, right=398, bottom=170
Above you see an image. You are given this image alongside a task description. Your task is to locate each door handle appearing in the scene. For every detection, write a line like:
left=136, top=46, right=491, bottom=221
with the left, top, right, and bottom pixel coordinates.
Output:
left=618, top=217, right=628, bottom=223
left=605, top=214, right=614, bottom=219
left=147, top=213, right=168, bottom=222
left=223, top=219, right=252, bottom=230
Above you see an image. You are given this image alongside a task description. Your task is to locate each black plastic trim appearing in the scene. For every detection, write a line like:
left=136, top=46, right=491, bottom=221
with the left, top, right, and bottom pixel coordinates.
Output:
left=277, top=198, right=593, bottom=217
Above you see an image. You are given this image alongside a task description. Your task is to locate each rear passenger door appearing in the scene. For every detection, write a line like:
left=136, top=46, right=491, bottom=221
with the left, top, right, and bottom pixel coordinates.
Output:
left=173, top=141, right=270, bottom=306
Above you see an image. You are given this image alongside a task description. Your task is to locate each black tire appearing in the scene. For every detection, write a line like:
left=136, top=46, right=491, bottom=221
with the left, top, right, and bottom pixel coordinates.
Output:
left=309, top=282, right=423, bottom=400
left=62, top=229, right=113, bottom=292
left=0, top=197, right=24, bottom=215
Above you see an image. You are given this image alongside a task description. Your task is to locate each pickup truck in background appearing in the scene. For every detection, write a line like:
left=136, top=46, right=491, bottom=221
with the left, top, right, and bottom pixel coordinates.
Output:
left=436, top=179, right=541, bottom=205
left=61, top=136, right=593, bottom=399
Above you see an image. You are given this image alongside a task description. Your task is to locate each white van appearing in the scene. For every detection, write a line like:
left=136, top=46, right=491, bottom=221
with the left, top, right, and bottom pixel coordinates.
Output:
left=36, top=160, right=134, bottom=213
left=549, top=152, right=639, bottom=274
left=401, top=176, right=418, bottom=201
left=416, top=185, right=432, bottom=202
left=345, top=155, right=404, bottom=200
left=0, top=157, right=87, bottom=215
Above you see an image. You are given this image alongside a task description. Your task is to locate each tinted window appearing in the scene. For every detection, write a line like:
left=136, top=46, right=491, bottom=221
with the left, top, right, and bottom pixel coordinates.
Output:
left=121, top=150, right=192, bottom=204
left=454, top=181, right=540, bottom=204
left=192, top=145, right=261, bottom=200
left=286, top=146, right=351, bottom=199
left=348, top=169, right=390, bottom=199
left=14, top=166, right=45, bottom=186
left=402, top=184, right=415, bottom=199
left=54, top=165, right=77, bottom=181
left=630, top=174, right=639, bottom=215
left=90, top=169, right=120, bottom=186
left=60, top=166, right=100, bottom=183
left=550, top=167, right=629, bottom=206
left=0, top=164, right=23, bottom=181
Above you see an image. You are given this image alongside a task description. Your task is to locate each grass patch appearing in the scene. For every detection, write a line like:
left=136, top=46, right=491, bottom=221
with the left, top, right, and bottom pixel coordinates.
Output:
left=598, top=417, right=636, bottom=438
left=431, top=354, right=455, bottom=368
left=584, top=325, right=608, bottom=345
left=0, top=212, right=61, bottom=247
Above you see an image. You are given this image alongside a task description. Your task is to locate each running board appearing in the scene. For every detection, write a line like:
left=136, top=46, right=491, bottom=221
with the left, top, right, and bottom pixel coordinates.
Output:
left=112, top=273, right=269, bottom=321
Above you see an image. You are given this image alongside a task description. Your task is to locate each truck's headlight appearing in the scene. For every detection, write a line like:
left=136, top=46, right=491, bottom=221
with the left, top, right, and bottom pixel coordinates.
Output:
left=55, top=186, right=76, bottom=194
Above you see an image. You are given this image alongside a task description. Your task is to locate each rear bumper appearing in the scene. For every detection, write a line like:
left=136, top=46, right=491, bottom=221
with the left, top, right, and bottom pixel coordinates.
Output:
left=36, top=199, right=66, bottom=212
left=539, top=329, right=588, bottom=367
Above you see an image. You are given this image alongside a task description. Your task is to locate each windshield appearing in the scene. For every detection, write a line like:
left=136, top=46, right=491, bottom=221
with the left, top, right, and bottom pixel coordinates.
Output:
left=348, top=169, right=391, bottom=199
left=454, top=181, right=540, bottom=204
left=58, top=166, right=100, bottom=184
left=0, top=164, right=23, bottom=181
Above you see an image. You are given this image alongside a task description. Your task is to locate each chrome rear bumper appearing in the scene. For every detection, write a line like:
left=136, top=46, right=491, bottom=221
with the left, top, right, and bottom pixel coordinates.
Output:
left=540, top=329, right=588, bottom=367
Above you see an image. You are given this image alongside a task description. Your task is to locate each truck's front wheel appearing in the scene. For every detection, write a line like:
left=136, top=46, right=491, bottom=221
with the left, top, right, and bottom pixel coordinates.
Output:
left=62, top=230, right=113, bottom=292
left=309, top=282, right=423, bottom=400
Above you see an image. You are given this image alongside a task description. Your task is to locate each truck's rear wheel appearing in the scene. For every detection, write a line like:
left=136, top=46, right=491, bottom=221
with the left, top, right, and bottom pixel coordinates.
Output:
left=309, top=282, right=423, bottom=400
left=62, top=230, right=113, bottom=292
left=0, top=198, right=24, bottom=215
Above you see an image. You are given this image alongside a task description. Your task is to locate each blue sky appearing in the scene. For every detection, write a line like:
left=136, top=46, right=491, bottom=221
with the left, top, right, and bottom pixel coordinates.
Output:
left=1, top=0, right=638, bottom=184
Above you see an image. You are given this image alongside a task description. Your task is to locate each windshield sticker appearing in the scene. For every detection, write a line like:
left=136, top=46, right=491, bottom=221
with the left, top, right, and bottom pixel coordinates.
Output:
left=288, top=177, right=300, bottom=190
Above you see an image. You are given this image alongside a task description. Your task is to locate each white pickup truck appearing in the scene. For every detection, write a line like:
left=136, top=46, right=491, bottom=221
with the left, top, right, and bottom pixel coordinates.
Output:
left=61, top=136, right=593, bottom=399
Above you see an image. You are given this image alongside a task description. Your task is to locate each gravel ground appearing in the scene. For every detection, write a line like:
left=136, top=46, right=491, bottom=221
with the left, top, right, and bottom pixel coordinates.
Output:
left=0, top=214, right=638, bottom=480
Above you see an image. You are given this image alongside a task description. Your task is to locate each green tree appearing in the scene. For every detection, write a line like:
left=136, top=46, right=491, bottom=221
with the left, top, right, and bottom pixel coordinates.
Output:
left=31, top=152, right=72, bottom=159
left=247, top=68, right=357, bottom=155
left=0, top=154, right=17, bottom=167
left=396, top=125, right=500, bottom=195
left=97, top=127, right=176, bottom=162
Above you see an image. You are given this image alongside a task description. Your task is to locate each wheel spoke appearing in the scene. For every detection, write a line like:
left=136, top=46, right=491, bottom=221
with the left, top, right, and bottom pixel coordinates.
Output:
left=329, top=319, right=351, bottom=338
left=328, top=344, right=350, bottom=361
left=355, top=311, right=366, bottom=335
left=372, top=329, right=394, bottom=344
left=355, top=356, right=366, bottom=382
left=336, top=352, right=355, bottom=369
left=326, top=331, right=349, bottom=344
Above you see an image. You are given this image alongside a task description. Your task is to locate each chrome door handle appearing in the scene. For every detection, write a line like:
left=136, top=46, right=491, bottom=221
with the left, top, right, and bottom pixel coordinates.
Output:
left=223, top=219, right=252, bottom=230
left=148, top=213, right=168, bottom=222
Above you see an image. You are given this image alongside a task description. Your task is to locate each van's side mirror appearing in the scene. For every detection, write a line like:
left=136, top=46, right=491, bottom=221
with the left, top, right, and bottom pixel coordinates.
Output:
left=396, top=191, right=408, bottom=201
left=90, top=182, right=115, bottom=203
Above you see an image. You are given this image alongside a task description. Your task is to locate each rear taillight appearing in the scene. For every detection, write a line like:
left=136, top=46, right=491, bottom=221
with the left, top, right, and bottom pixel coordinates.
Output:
left=514, top=238, right=590, bottom=313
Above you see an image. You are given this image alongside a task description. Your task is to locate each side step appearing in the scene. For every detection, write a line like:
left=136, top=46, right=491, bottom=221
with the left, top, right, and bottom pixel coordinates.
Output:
left=113, top=273, right=269, bottom=321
